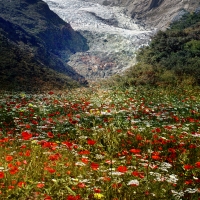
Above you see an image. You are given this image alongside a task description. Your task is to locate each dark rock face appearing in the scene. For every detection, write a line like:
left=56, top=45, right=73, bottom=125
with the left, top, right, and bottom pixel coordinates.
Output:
left=0, top=0, right=89, bottom=90
left=148, top=0, right=164, bottom=10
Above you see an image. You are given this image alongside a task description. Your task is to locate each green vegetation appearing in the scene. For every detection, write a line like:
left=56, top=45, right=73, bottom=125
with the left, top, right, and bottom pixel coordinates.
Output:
left=0, top=0, right=88, bottom=92
left=0, top=33, right=81, bottom=92
left=109, top=11, right=200, bottom=87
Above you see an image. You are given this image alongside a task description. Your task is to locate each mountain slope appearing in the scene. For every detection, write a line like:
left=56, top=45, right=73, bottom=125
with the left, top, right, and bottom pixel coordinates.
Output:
left=87, top=0, right=200, bottom=30
left=0, top=0, right=89, bottom=91
left=107, top=11, right=200, bottom=87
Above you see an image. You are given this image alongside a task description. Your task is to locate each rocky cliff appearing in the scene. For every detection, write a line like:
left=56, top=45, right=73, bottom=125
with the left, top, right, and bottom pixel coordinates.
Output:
left=0, top=0, right=89, bottom=91
left=86, top=0, right=200, bottom=30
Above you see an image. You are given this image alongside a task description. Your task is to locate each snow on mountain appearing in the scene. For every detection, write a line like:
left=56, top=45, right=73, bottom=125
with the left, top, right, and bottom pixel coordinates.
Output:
left=43, top=0, right=154, bottom=79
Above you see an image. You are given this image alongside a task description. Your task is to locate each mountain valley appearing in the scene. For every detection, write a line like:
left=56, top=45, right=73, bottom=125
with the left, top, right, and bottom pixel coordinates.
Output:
left=44, top=0, right=200, bottom=80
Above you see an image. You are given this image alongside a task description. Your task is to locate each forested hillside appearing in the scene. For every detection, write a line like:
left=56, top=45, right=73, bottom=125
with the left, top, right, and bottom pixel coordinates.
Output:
left=110, top=11, right=200, bottom=87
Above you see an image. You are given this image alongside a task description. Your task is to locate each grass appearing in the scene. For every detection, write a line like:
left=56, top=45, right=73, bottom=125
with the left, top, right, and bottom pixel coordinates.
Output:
left=0, top=85, right=200, bottom=199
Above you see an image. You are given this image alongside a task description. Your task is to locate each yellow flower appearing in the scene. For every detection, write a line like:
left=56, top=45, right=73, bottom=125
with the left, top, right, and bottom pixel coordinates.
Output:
left=94, top=193, right=104, bottom=199
left=20, top=92, right=26, bottom=98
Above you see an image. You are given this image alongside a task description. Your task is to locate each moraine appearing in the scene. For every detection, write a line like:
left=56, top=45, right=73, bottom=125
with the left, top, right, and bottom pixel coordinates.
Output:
left=43, top=0, right=154, bottom=80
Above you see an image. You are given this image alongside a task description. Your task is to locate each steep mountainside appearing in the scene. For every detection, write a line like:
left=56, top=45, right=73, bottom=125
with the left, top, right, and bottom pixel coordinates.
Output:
left=108, top=11, right=200, bottom=87
left=44, top=0, right=153, bottom=80
left=86, top=0, right=200, bottom=30
left=0, top=0, right=89, bottom=91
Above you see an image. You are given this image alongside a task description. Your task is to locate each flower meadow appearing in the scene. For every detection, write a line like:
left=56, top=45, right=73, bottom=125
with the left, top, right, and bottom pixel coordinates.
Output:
left=0, top=86, right=200, bottom=200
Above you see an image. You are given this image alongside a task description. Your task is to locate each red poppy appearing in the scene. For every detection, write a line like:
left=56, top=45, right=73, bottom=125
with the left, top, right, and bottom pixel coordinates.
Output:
left=9, top=166, right=19, bottom=175
left=67, top=195, right=81, bottom=200
left=151, top=152, right=161, bottom=160
left=94, top=188, right=101, bottom=193
left=24, top=150, right=31, bottom=157
left=78, top=150, right=90, bottom=155
left=0, top=171, right=4, bottom=179
left=44, top=195, right=52, bottom=200
left=184, top=164, right=194, bottom=170
left=37, top=183, right=45, bottom=188
left=77, top=182, right=86, bottom=188
left=18, top=181, right=25, bottom=188
left=25, top=124, right=31, bottom=129
left=62, top=141, right=74, bottom=149
left=81, top=158, right=89, bottom=164
left=47, top=132, right=54, bottom=138
left=16, top=161, right=22, bottom=166
left=185, top=179, right=193, bottom=185
left=130, top=149, right=141, bottom=154
left=132, top=171, right=145, bottom=178
left=117, top=166, right=128, bottom=173
left=87, top=139, right=96, bottom=145
left=5, top=155, right=13, bottom=162
left=152, top=155, right=160, bottom=160
left=48, top=153, right=61, bottom=161
left=44, top=167, right=56, bottom=174
left=91, top=162, right=99, bottom=170
left=103, top=176, right=111, bottom=182
left=195, top=161, right=200, bottom=168
left=136, top=134, right=143, bottom=140
left=21, top=131, right=32, bottom=140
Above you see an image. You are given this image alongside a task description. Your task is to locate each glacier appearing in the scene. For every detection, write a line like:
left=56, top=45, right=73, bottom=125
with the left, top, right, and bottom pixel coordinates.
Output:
left=43, top=0, right=154, bottom=79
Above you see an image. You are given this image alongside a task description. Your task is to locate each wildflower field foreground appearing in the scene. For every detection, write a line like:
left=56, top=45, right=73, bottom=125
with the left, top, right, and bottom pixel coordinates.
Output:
left=0, top=86, right=200, bottom=200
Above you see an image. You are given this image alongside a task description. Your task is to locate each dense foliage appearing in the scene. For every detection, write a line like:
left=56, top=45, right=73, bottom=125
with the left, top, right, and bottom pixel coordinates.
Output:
left=138, top=12, right=200, bottom=84
left=110, top=11, right=200, bottom=87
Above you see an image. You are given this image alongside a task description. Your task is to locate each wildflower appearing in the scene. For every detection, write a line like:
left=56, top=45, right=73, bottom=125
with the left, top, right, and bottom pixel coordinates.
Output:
left=24, top=150, right=31, bottom=157
left=5, top=155, right=13, bottom=162
left=184, top=164, right=194, bottom=170
left=195, top=161, right=200, bottom=168
left=37, top=182, right=45, bottom=188
left=151, top=152, right=161, bottom=160
left=0, top=172, right=4, bottom=179
left=78, top=150, right=90, bottom=155
left=47, top=132, right=54, bottom=138
left=129, top=149, right=141, bottom=154
left=17, top=181, right=25, bottom=188
left=103, top=176, right=111, bottom=182
left=132, top=171, right=145, bottom=178
left=94, top=188, right=101, bottom=193
left=21, top=131, right=32, bottom=140
left=185, top=179, right=193, bottom=185
left=127, top=179, right=139, bottom=186
left=87, top=138, right=96, bottom=145
left=81, top=157, right=89, bottom=164
left=48, top=153, right=61, bottom=161
left=116, top=166, right=128, bottom=173
left=44, top=195, right=52, bottom=200
left=77, top=182, right=86, bottom=188
left=91, top=162, right=99, bottom=170
left=67, top=195, right=81, bottom=200
left=44, top=167, right=56, bottom=174
left=94, top=193, right=104, bottom=199
left=62, top=141, right=74, bottom=149
left=9, top=166, right=19, bottom=175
